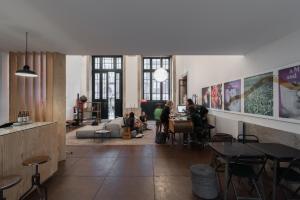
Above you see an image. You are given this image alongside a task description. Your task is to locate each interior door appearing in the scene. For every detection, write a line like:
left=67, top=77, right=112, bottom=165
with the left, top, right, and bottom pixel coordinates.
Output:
left=92, top=56, right=123, bottom=119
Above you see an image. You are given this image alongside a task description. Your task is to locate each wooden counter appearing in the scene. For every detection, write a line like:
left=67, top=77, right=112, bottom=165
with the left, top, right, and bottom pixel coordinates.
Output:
left=0, top=122, right=58, bottom=199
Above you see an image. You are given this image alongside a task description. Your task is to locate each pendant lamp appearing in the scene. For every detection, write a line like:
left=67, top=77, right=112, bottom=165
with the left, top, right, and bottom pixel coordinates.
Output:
left=15, top=32, right=38, bottom=77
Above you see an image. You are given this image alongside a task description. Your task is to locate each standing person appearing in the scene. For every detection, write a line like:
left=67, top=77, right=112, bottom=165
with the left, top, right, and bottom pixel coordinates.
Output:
left=154, top=104, right=163, bottom=134
left=186, top=98, right=195, bottom=115
left=160, top=101, right=173, bottom=136
left=183, top=99, right=195, bottom=145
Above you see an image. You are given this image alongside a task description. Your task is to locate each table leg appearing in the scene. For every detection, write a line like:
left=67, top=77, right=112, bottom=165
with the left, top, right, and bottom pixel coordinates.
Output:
left=171, top=133, right=174, bottom=145
left=272, top=160, right=278, bottom=200
left=224, top=159, right=229, bottom=200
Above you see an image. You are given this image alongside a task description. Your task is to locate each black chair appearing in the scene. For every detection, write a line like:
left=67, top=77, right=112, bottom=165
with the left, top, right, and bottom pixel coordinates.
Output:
left=211, top=133, right=234, bottom=173
left=237, top=134, right=259, bottom=143
left=228, top=156, right=267, bottom=200
left=211, top=133, right=234, bottom=143
left=277, top=158, right=300, bottom=199
left=0, top=175, right=22, bottom=200
left=20, top=155, right=50, bottom=200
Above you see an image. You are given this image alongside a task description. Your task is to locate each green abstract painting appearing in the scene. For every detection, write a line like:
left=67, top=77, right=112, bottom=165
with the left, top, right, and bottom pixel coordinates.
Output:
left=244, top=72, right=273, bottom=116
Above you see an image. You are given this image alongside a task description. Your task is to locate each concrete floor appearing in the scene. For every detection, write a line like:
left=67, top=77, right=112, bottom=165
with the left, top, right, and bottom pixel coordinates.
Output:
left=26, top=144, right=288, bottom=200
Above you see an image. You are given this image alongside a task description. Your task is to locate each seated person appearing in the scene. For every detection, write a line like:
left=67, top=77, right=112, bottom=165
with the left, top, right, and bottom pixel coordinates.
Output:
left=139, top=111, right=149, bottom=130
left=187, top=105, right=209, bottom=143
left=161, top=101, right=173, bottom=136
left=126, top=112, right=144, bottom=138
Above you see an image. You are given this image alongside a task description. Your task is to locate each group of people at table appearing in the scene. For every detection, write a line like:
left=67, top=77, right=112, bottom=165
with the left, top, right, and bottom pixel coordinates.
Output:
left=154, top=99, right=210, bottom=145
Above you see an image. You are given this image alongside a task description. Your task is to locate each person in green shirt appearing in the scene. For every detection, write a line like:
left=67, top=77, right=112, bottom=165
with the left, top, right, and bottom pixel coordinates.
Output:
left=154, top=104, right=163, bottom=134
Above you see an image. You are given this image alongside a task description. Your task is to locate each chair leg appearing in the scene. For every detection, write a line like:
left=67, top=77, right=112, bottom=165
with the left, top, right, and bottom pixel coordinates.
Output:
left=252, top=178, right=263, bottom=200
left=39, top=185, right=48, bottom=200
left=231, top=177, right=239, bottom=200
left=292, top=186, right=300, bottom=198
left=19, top=185, right=34, bottom=200
left=37, top=187, right=43, bottom=200
left=0, top=190, right=5, bottom=200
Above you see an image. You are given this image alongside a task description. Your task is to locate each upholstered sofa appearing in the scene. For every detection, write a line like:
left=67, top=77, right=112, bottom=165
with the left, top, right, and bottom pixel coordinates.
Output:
left=76, top=117, right=125, bottom=139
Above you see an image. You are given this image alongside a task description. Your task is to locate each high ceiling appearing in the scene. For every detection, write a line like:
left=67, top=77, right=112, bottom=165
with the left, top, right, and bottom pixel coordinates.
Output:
left=1, top=0, right=300, bottom=55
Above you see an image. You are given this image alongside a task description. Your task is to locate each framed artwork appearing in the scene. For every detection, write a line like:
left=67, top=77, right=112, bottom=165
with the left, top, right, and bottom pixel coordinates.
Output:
left=244, top=72, right=273, bottom=116
left=279, top=65, right=300, bottom=120
left=211, top=84, right=222, bottom=109
left=224, top=79, right=241, bottom=112
left=202, top=87, right=210, bottom=108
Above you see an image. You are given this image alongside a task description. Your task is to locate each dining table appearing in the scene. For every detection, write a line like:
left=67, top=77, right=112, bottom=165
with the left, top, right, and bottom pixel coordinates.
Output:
left=248, top=143, right=300, bottom=200
left=209, top=142, right=265, bottom=200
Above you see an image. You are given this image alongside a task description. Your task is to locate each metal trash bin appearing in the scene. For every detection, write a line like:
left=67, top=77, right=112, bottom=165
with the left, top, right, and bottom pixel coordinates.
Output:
left=190, top=164, right=219, bottom=199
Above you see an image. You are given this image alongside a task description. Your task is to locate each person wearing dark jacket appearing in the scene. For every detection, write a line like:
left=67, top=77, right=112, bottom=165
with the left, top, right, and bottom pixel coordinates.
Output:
left=160, top=101, right=173, bottom=135
left=186, top=98, right=195, bottom=115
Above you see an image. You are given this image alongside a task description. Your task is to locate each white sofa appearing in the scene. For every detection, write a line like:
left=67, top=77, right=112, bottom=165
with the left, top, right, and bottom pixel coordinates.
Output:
left=76, top=117, right=125, bottom=139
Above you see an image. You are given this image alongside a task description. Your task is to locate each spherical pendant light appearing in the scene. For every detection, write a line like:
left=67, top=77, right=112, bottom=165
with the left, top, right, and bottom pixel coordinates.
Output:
left=153, top=68, right=168, bottom=82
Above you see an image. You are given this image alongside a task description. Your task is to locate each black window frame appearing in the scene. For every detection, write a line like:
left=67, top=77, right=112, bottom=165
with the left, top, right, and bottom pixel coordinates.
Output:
left=92, top=55, right=123, bottom=118
left=142, top=57, right=171, bottom=101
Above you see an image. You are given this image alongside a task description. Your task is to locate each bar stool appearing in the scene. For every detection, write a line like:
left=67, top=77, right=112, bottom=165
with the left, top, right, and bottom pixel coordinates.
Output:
left=0, top=175, right=22, bottom=200
left=20, top=155, right=50, bottom=200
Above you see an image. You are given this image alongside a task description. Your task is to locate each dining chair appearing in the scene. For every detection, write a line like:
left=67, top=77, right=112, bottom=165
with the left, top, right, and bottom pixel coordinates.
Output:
left=211, top=133, right=234, bottom=143
left=277, top=158, right=300, bottom=199
left=237, top=134, right=259, bottom=143
left=228, top=156, right=267, bottom=200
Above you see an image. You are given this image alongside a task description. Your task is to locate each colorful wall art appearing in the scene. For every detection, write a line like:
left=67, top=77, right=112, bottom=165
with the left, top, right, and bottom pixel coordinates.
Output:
left=224, top=79, right=241, bottom=112
left=279, top=65, right=300, bottom=120
left=244, top=72, right=273, bottom=116
left=211, top=84, right=222, bottom=109
left=202, top=87, right=210, bottom=108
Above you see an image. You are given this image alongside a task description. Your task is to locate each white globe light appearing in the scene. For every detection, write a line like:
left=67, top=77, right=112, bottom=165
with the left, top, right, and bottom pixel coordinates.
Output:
left=153, top=68, right=168, bottom=82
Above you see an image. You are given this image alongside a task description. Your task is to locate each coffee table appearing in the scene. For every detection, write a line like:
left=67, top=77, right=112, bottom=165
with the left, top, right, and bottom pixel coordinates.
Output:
left=95, top=130, right=111, bottom=143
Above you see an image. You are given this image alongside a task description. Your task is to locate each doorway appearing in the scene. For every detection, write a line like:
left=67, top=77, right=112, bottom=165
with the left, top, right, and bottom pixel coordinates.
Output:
left=92, top=56, right=123, bottom=119
left=179, top=75, right=187, bottom=105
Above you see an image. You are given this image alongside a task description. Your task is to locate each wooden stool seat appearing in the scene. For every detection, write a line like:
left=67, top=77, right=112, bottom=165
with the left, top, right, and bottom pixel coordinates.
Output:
left=22, top=155, right=50, bottom=166
left=0, top=175, right=21, bottom=190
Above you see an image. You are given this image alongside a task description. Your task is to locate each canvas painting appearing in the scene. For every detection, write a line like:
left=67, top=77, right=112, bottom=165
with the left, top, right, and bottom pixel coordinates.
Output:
left=224, top=79, right=241, bottom=112
left=279, top=65, right=300, bottom=120
left=202, top=87, right=210, bottom=108
left=211, top=84, right=222, bottom=109
left=244, top=72, right=273, bottom=116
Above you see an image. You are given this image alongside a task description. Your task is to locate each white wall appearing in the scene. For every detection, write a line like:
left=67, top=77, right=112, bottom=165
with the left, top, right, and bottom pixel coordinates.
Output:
left=175, top=28, right=300, bottom=134
left=124, top=55, right=139, bottom=108
left=66, top=55, right=88, bottom=120
left=0, top=53, right=9, bottom=124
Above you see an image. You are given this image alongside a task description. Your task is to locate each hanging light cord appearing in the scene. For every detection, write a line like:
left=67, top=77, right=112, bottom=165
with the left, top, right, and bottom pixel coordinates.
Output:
left=25, top=32, right=28, bottom=65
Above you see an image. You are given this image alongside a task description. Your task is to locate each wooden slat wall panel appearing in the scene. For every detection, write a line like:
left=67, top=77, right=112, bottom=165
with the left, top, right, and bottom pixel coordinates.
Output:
left=9, top=52, right=63, bottom=123
left=53, top=53, right=66, bottom=161
left=9, top=52, right=66, bottom=161
left=0, top=136, right=3, bottom=177
left=45, top=53, right=54, bottom=122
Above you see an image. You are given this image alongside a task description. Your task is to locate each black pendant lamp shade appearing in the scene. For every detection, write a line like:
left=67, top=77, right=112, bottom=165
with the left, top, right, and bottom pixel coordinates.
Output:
left=15, top=32, right=38, bottom=78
